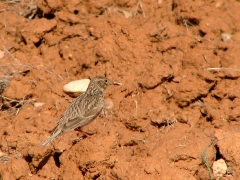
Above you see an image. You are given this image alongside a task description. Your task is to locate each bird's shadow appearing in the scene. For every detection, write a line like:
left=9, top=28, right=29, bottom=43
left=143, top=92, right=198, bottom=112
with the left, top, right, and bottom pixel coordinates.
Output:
left=37, top=150, right=62, bottom=169
left=37, top=154, right=52, bottom=170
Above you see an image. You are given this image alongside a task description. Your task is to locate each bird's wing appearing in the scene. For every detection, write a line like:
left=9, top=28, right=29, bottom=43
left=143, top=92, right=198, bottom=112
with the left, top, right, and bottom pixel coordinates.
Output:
left=61, top=103, right=103, bottom=132
left=56, top=95, right=85, bottom=125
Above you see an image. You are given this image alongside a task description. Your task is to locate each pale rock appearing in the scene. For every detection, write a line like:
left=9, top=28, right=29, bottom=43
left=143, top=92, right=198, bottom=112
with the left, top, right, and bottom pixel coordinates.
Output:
left=0, top=50, right=4, bottom=59
left=34, top=102, right=45, bottom=108
left=212, top=158, right=228, bottom=177
left=63, top=79, right=90, bottom=93
left=221, top=33, right=232, bottom=42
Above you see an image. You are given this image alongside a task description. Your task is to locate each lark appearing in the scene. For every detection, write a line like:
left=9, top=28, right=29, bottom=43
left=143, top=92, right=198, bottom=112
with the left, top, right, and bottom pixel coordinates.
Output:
left=42, top=76, right=121, bottom=148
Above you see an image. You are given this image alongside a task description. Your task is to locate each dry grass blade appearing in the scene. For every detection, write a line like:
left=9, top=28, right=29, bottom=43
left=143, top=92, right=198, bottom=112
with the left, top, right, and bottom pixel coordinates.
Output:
left=2, top=0, right=38, bottom=19
left=2, top=0, right=21, bottom=4
left=2, top=45, right=22, bottom=65
left=134, top=0, right=146, bottom=18
left=0, top=95, right=38, bottom=115
left=206, top=67, right=240, bottom=72
left=201, top=141, right=217, bottom=180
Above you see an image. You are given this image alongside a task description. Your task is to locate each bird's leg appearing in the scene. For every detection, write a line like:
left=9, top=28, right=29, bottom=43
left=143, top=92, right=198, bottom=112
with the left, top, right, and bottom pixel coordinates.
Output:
left=100, top=107, right=109, bottom=120
left=100, top=100, right=114, bottom=120
left=71, top=128, right=96, bottom=144
left=75, top=127, right=96, bottom=135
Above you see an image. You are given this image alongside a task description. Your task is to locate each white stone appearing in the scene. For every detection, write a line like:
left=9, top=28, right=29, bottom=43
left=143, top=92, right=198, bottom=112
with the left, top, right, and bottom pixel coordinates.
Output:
left=34, top=102, right=45, bottom=108
left=221, top=33, right=232, bottom=42
left=63, top=79, right=90, bottom=93
left=0, top=50, right=4, bottom=59
left=0, top=151, right=4, bottom=157
left=212, top=158, right=228, bottom=177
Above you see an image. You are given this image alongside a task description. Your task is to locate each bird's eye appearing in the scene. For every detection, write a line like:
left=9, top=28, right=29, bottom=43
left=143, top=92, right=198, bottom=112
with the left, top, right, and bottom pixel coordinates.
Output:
left=104, top=79, right=108, bottom=84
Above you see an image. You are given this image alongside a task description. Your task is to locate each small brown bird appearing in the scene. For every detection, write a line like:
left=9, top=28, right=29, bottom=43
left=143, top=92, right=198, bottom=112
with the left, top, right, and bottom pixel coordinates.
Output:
left=42, top=76, right=121, bottom=148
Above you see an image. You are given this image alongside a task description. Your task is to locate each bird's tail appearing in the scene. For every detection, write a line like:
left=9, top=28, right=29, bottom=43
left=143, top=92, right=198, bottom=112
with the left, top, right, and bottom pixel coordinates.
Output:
left=41, top=132, right=60, bottom=148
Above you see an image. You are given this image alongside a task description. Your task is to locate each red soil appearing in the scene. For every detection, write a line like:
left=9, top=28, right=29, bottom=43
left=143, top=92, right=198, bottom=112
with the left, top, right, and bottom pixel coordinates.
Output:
left=0, top=0, right=240, bottom=179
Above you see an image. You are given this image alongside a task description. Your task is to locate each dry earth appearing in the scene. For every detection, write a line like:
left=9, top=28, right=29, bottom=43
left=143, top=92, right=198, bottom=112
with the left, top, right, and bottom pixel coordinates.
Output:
left=0, top=0, right=240, bottom=179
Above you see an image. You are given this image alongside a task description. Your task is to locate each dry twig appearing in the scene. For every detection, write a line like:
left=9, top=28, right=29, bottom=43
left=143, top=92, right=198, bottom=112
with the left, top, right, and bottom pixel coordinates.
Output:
left=206, top=67, right=240, bottom=72
left=134, top=0, right=146, bottom=18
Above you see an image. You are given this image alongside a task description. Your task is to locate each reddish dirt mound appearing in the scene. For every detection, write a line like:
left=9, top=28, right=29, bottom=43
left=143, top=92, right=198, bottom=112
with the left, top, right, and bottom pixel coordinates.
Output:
left=1, top=0, right=240, bottom=179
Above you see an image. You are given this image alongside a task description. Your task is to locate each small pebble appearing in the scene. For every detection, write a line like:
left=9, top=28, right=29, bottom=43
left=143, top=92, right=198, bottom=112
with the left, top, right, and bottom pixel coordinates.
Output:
left=0, top=151, right=4, bottom=157
left=0, top=50, right=4, bottom=59
left=34, top=102, right=45, bottom=108
left=221, top=33, right=232, bottom=42
left=144, top=166, right=155, bottom=174
left=212, top=158, right=228, bottom=177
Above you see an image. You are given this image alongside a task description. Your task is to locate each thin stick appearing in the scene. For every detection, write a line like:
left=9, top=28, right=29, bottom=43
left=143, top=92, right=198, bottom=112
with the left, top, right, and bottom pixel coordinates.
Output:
left=65, top=69, right=69, bottom=79
left=131, top=137, right=147, bottom=143
left=1, top=95, right=38, bottom=114
left=134, top=0, right=146, bottom=18
left=134, top=100, right=138, bottom=116
left=134, top=1, right=140, bottom=16
left=206, top=67, right=240, bottom=72
left=0, top=76, right=13, bottom=78
left=182, top=18, right=189, bottom=31
left=201, top=141, right=216, bottom=180
left=53, top=70, right=64, bottom=80
left=138, top=0, right=146, bottom=18
left=191, top=100, right=206, bottom=108
left=2, top=45, right=22, bottom=65
left=3, top=0, right=21, bottom=4
left=202, top=55, right=212, bottom=67
left=1, top=95, right=18, bottom=102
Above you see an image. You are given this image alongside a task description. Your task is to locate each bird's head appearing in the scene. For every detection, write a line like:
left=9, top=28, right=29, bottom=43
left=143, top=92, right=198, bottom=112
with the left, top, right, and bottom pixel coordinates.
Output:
left=87, top=76, right=121, bottom=95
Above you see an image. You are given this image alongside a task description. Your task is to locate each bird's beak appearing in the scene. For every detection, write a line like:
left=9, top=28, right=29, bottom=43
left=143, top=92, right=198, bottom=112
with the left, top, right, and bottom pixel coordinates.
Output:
left=114, top=81, right=122, bottom=85
left=109, top=80, right=122, bottom=86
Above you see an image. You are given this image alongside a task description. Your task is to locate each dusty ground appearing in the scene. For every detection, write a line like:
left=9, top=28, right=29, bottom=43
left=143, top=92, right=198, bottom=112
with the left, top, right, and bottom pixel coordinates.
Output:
left=0, top=0, right=240, bottom=179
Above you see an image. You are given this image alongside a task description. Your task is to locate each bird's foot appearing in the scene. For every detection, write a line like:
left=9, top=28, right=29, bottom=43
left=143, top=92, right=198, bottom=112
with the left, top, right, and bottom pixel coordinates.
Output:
left=75, top=128, right=96, bottom=135
left=71, top=130, right=96, bottom=145
left=100, top=108, right=115, bottom=120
